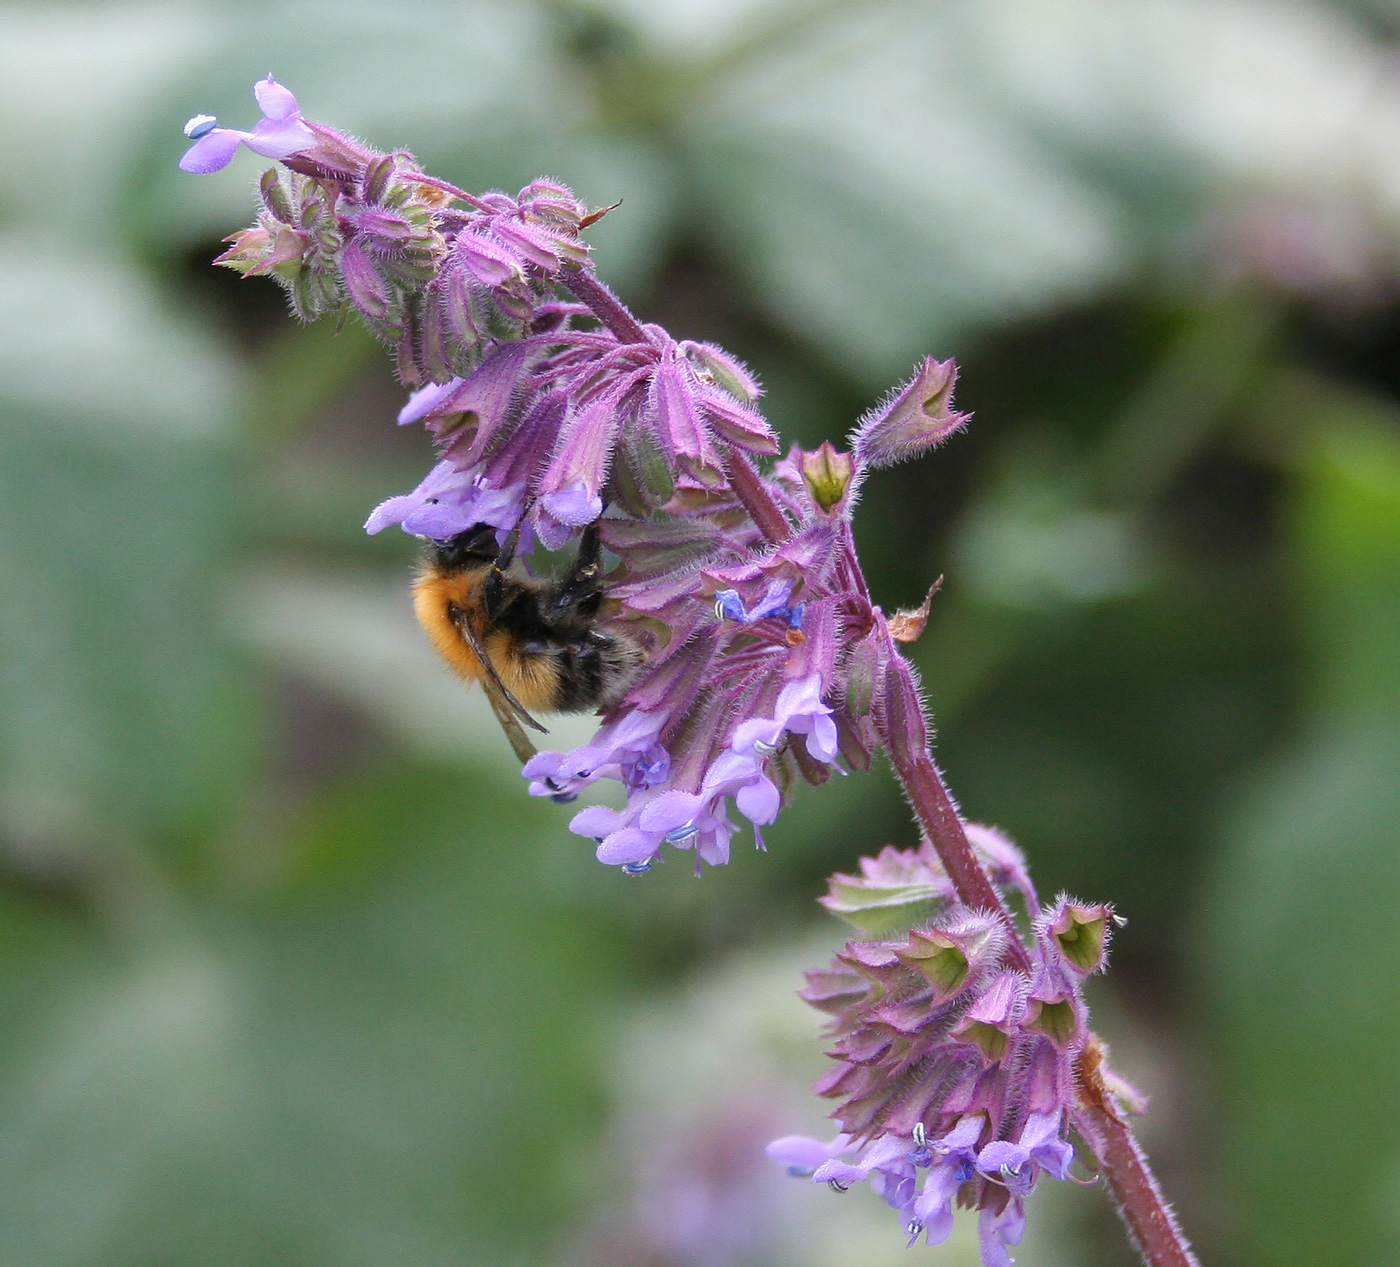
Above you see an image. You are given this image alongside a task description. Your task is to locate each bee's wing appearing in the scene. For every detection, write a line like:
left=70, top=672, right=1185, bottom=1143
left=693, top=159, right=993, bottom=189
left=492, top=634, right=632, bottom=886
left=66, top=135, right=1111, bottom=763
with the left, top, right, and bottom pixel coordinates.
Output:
left=453, top=609, right=549, bottom=763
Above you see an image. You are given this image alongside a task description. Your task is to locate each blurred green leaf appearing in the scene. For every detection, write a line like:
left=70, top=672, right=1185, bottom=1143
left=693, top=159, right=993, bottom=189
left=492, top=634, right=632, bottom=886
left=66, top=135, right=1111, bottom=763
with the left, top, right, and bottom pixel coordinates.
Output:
left=0, top=242, right=251, bottom=851
left=0, top=761, right=628, bottom=1267
left=1208, top=410, right=1400, bottom=1264
left=0, top=4, right=210, bottom=238
left=953, top=429, right=1151, bottom=608
left=688, top=5, right=1127, bottom=382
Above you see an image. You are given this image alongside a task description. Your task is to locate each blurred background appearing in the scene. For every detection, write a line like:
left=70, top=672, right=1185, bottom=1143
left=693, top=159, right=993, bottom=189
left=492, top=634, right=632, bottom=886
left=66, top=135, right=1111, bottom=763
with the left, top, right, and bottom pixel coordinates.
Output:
left=3, top=0, right=1400, bottom=1262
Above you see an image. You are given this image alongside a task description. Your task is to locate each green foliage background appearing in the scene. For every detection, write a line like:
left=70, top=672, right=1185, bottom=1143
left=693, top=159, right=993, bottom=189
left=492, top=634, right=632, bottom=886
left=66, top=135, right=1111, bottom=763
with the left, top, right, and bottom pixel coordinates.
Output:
left=4, top=1, right=1400, bottom=1263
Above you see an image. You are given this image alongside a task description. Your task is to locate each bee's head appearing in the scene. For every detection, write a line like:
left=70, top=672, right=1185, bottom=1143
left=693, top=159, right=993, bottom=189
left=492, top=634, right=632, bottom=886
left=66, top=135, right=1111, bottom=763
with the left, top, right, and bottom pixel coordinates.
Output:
left=428, top=522, right=501, bottom=571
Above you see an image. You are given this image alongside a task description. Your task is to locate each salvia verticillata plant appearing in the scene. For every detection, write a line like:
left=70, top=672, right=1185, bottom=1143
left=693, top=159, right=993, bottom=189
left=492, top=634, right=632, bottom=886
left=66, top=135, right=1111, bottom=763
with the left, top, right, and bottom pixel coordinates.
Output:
left=183, top=78, right=1199, bottom=1266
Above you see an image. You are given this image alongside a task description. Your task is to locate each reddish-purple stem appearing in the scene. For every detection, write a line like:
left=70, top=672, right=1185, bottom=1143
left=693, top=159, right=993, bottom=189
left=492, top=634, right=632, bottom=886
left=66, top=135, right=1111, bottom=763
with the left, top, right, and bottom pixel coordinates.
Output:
left=1086, top=1106, right=1200, bottom=1267
left=403, top=171, right=495, bottom=211
left=561, top=267, right=649, bottom=345
left=874, top=652, right=1032, bottom=972
left=724, top=449, right=793, bottom=546
left=1076, top=1040, right=1200, bottom=1267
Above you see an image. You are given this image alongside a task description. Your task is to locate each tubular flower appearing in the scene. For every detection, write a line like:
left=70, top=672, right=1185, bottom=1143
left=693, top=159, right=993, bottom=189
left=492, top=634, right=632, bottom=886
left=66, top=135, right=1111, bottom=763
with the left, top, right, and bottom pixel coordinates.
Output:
left=179, top=76, right=315, bottom=173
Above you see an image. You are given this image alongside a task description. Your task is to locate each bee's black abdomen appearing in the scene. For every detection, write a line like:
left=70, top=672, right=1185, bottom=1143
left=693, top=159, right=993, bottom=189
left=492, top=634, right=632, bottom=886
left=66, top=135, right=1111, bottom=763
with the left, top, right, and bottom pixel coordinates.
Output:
left=550, top=634, right=620, bottom=712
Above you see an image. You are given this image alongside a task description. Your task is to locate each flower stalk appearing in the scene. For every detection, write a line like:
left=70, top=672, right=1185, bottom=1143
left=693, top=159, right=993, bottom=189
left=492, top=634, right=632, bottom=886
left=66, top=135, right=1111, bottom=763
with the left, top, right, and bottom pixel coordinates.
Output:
left=561, top=265, right=649, bottom=344
left=1078, top=1040, right=1201, bottom=1267
left=722, top=448, right=794, bottom=546
left=872, top=624, right=1032, bottom=972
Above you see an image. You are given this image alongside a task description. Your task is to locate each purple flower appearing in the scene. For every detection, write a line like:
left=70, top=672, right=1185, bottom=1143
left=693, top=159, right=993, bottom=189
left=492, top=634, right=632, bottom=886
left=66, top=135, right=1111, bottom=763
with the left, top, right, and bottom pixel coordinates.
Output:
left=978, top=1201, right=1028, bottom=1267
left=397, top=379, right=462, bottom=427
left=849, top=356, right=968, bottom=472
left=764, top=1132, right=849, bottom=1177
left=536, top=482, right=606, bottom=550
left=637, top=779, right=741, bottom=868
left=416, top=364, right=530, bottom=453
left=768, top=1115, right=991, bottom=1250
left=912, top=1114, right=985, bottom=1243
left=713, top=578, right=802, bottom=627
left=813, top=1132, right=915, bottom=1195
left=731, top=673, right=838, bottom=764
left=523, top=709, right=671, bottom=800
left=180, top=77, right=315, bottom=174
left=363, top=460, right=524, bottom=539
left=976, top=1109, right=1075, bottom=1194
left=566, top=748, right=781, bottom=872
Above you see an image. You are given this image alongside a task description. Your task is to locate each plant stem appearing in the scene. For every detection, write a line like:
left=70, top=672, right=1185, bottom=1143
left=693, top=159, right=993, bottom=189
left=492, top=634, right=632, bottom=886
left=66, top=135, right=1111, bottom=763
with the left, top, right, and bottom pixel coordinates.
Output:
left=561, top=266, right=649, bottom=344
left=875, top=651, right=1032, bottom=972
left=1087, top=1106, right=1200, bottom=1267
left=724, top=449, right=793, bottom=545
left=1078, top=1040, right=1201, bottom=1267
left=404, top=170, right=495, bottom=211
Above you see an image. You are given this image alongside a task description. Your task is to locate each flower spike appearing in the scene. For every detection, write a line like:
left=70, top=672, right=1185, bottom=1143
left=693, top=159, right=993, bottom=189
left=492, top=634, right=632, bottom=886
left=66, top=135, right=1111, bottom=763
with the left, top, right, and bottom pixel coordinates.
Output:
left=185, top=82, right=1199, bottom=1267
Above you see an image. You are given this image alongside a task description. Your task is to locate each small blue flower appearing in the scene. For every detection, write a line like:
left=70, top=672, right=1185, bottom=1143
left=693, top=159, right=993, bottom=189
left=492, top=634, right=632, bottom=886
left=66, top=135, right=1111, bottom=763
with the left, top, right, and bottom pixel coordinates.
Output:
left=713, top=579, right=802, bottom=627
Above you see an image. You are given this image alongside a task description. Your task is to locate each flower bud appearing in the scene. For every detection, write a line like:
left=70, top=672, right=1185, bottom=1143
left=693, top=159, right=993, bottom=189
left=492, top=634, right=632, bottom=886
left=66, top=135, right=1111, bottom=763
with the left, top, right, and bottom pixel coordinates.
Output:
left=259, top=169, right=294, bottom=224
left=214, top=224, right=308, bottom=279
left=353, top=208, right=416, bottom=248
left=800, top=442, right=855, bottom=516
left=439, top=265, right=485, bottom=354
left=363, top=153, right=395, bottom=205
left=850, top=357, right=968, bottom=470
left=340, top=238, right=393, bottom=329
left=875, top=642, right=929, bottom=769
left=681, top=340, right=761, bottom=404
left=213, top=225, right=273, bottom=272
left=843, top=633, right=881, bottom=718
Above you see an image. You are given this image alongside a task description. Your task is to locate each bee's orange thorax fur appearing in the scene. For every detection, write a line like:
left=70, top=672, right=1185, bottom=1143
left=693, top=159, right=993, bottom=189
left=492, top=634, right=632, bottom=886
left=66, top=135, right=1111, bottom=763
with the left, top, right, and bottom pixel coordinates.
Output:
left=412, top=566, right=561, bottom=712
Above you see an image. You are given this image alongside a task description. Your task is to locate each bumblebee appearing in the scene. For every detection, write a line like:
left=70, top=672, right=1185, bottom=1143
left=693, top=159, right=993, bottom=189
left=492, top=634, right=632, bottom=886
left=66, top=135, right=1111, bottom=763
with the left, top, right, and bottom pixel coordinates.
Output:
left=413, top=520, right=645, bottom=762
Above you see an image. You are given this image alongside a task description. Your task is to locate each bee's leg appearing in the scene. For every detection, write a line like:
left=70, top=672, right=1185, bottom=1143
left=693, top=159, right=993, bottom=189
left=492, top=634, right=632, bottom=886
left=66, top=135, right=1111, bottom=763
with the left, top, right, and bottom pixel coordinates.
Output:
left=546, top=523, right=604, bottom=622
left=482, top=522, right=525, bottom=619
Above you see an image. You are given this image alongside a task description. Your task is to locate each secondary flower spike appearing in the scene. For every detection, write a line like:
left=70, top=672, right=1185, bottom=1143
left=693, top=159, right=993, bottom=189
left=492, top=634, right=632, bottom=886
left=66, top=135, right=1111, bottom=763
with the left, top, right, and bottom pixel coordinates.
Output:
left=185, top=78, right=1200, bottom=1267
left=770, top=843, right=1124, bottom=1260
